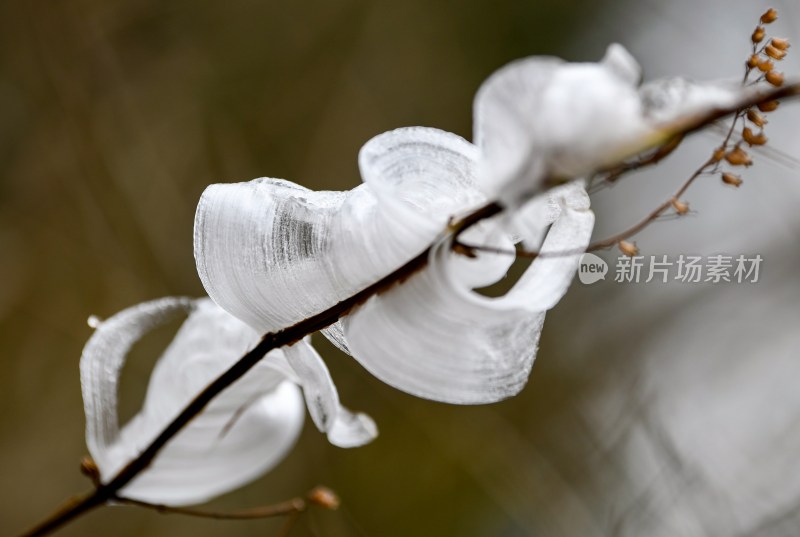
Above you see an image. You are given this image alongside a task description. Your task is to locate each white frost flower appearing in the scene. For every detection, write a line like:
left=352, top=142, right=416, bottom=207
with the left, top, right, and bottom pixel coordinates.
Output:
left=475, top=44, right=760, bottom=204
left=81, top=44, right=765, bottom=506
left=194, top=44, right=759, bottom=405
left=194, top=127, right=594, bottom=404
left=80, top=297, right=376, bottom=506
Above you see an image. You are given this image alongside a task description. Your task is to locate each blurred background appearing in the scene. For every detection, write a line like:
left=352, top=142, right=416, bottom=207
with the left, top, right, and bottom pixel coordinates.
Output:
left=2, top=0, right=799, bottom=535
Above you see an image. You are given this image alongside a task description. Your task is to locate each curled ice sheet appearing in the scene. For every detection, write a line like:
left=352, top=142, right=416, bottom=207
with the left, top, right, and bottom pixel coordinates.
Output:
left=283, top=339, right=377, bottom=448
left=341, top=181, right=594, bottom=403
left=195, top=122, right=596, bottom=405
left=195, top=43, right=757, bottom=406
left=80, top=297, right=373, bottom=505
left=195, top=127, right=485, bottom=334
left=639, top=76, right=744, bottom=124
left=473, top=43, right=760, bottom=204
left=81, top=297, right=195, bottom=462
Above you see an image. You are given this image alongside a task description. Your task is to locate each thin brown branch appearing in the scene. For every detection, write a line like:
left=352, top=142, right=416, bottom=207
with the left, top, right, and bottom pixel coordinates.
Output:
left=19, top=80, right=800, bottom=537
left=587, top=81, right=796, bottom=194
left=598, top=134, right=685, bottom=185
left=19, top=491, right=106, bottom=537
left=458, top=150, right=722, bottom=259
left=713, top=59, right=754, bottom=156
left=18, top=201, right=500, bottom=537
left=588, top=154, right=715, bottom=251
left=455, top=148, right=717, bottom=259
left=648, top=82, right=799, bottom=142
left=581, top=78, right=800, bottom=252
left=466, top=81, right=800, bottom=258
left=278, top=510, right=302, bottom=537
left=113, top=495, right=307, bottom=520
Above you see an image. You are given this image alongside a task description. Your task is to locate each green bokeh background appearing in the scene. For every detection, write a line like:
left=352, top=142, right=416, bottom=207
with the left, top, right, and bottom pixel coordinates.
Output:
left=2, top=1, right=798, bottom=536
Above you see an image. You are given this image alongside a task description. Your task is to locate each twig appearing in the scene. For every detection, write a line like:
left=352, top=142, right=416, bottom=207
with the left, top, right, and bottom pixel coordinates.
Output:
left=113, top=495, right=307, bottom=520
left=598, top=134, right=685, bottom=186
left=587, top=154, right=715, bottom=251
left=455, top=151, right=725, bottom=259
left=278, top=509, right=302, bottom=537
left=462, top=82, right=800, bottom=258
left=18, top=202, right=500, bottom=537
left=19, top=80, right=800, bottom=537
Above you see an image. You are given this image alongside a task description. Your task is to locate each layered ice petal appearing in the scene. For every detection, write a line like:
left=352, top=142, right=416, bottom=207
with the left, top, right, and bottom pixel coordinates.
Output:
left=474, top=43, right=759, bottom=204
left=341, top=182, right=594, bottom=404
left=81, top=298, right=302, bottom=505
left=195, top=127, right=485, bottom=336
left=639, top=76, right=748, bottom=125
left=501, top=181, right=595, bottom=311
left=81, top=297, right=376, bottom=505
left=473, top=55, right=562, bottom=202
left=115, top=382, right=304, bottom=505
left=80, top=297, right=195, bottom=467
left=283, top=339, right=377, bottom=448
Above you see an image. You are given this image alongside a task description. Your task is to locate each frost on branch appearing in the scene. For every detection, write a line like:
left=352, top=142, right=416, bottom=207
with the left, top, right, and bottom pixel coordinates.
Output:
left=79, top=40, right=793, bottom=510
left=341, top=181, right=593, bottom=403
left=194, top=43, right=780, bottom=404
left=474, top=44, right=775, bottom=205
left=195, top=128, right=484, bottom=336
left=80, top=297, right=375, bottom=506
left=194, top=124, right=594, bottom=404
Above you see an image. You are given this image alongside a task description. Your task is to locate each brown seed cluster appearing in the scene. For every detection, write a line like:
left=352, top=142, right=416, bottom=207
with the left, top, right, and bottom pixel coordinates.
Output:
left=750, top=8, right=789, bottom=89
left=616, top=8, right=789, bottom=256
left=718, top=7, right=790, bottom=188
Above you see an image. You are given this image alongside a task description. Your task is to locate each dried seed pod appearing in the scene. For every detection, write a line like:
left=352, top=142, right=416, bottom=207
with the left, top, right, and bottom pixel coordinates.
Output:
left=618, top=240, right=639, bottom=257
left=757, top=99, right=780, bottom=113
left=770, top=37, right=790, bottom=50
left=757, top=58, right=775, bottom=72
left=724, top=147, right=753, bottom=166
left=308, top=486, right=340, bottom=510
left=752, top=26, right=766, bottom=43
left=712, top=147, right=726, bottom=161
left=765, top=44, right=787, bottom=60
left=760, top=8, right=778, bottom=24
left=671, top=198, right=690, bottom=215
left=747, top=54, right=760, bottom=68
left=80, top=456, right=101, bottom=485
left=743, top=127, right=768, bottom=146
left=722, top=173, right=743, bottom=187
left=746, top=109, right=768, bottom=127
left=766, top=70, right=784, bottom=86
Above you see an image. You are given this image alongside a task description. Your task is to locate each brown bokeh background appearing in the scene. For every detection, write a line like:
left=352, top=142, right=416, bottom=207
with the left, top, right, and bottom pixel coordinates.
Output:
left=2, top=1, right=800, bottom=536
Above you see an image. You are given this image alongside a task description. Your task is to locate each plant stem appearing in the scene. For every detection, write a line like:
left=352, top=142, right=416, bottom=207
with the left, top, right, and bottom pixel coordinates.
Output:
left=19, top=81, right=800, bottom=537
left=19, top=203, right=501, bottom=537
left=20, top=490, right=106, bottom=537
